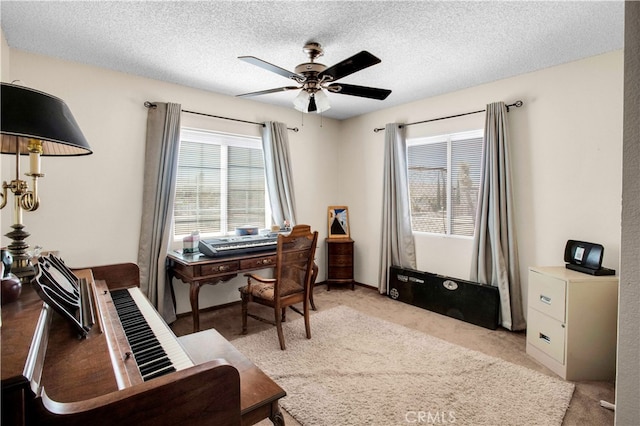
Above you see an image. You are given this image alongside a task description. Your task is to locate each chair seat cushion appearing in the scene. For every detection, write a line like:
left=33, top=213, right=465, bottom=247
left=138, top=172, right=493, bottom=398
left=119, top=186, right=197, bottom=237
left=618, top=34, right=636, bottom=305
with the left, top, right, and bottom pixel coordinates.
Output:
left=240, top=277, right=303, bottom=301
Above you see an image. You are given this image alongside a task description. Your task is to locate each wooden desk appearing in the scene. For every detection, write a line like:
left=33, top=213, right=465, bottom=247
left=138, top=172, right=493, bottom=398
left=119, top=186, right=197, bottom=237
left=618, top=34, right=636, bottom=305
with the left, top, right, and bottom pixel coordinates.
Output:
left=168, top=250, right=277, bottom=333
left=167, top=250, right=318, bottom=333
left=179, top=329, right=286, bottom=426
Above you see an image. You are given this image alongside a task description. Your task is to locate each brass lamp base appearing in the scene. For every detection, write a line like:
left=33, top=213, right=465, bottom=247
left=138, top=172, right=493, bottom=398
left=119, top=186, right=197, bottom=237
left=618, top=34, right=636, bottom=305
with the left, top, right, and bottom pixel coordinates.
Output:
left=5, top=223, right=36, bottom=283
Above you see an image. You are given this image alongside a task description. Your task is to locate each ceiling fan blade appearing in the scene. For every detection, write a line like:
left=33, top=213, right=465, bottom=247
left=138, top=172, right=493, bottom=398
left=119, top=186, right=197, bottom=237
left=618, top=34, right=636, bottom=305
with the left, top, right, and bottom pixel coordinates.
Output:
left=319, top=51, right=381, bottom=82
left=327, top=83, right=391, bottom=100
left=238, top=56, right=304, bottom=81
left=237, top=86, right=300, bottom=97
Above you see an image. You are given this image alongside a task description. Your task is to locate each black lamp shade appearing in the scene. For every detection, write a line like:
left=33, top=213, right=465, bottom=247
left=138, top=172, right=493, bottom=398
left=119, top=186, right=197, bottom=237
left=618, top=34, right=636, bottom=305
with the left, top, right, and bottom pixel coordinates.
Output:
left=1, top=83, right=92, bottom=156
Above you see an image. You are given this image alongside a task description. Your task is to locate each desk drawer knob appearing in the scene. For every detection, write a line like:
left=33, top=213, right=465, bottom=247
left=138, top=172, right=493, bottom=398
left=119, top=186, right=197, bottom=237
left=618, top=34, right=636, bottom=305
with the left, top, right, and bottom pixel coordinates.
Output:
left=217, top=265, right=230, bottom=272
left=260, top=259, right=273, bottom=265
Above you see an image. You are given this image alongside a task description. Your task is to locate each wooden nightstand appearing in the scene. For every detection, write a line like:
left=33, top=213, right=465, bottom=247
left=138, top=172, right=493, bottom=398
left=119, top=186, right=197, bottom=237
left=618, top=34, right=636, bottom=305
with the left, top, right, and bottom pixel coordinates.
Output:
left=325, top=238, right=355, bottom=290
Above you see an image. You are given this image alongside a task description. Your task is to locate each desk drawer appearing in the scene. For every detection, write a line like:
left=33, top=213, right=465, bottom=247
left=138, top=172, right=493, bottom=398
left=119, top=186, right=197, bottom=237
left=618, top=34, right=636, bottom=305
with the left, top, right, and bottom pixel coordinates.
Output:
left=329, top=242, right=353, bottom=255
left=240, top=255, right=276, bottom=270
left=329, top=254, right=352, bottom=267
left=200, top=261, right=240, bottom=276
left=328, top=266, right=353, bottom=280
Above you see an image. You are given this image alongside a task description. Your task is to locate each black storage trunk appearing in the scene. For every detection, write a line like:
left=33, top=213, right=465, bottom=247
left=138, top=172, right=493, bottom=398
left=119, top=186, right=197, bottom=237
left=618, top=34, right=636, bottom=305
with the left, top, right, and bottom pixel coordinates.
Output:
left=388, top=266, right=500, bottom=330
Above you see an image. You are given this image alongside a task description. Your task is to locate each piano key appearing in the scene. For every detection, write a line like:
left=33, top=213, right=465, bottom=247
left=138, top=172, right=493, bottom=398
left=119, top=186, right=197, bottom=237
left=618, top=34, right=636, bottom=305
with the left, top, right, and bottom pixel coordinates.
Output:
left=139, top=357, right=173, bottom=376
left=135, top=347, right=167, bottom=364
left=124, top=288, right=194, bottom=370
left=111, top=288, right=193, bottom=381
left=143, top=365, right=177, bottom=381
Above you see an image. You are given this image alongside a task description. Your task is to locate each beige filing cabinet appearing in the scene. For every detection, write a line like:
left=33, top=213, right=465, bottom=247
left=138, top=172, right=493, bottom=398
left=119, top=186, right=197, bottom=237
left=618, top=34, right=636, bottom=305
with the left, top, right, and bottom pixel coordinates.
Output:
left=526, top=266, right=618, bottom=381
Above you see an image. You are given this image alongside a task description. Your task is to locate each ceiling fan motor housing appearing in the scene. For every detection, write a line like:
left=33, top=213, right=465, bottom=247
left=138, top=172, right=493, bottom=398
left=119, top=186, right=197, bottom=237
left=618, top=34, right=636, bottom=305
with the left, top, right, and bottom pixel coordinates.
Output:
left=294, top=62, right=327, bottom=75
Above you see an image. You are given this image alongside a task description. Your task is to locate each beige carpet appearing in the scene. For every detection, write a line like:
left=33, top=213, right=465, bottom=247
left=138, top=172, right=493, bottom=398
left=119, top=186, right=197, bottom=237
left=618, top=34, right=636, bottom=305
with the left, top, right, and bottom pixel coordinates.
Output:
left=231, top=305, right=575, bottom=426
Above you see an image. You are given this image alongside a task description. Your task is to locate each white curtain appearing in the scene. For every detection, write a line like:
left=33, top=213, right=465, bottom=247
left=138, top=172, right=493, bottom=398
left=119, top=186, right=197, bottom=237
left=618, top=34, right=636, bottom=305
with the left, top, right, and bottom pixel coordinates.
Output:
left=470, top=102, right=526, bottom=331
left=262, top=121, right=297, bottom=227
left=138, top=102, right=181, bottom=324
left=378, top=123, right=416, bottom=294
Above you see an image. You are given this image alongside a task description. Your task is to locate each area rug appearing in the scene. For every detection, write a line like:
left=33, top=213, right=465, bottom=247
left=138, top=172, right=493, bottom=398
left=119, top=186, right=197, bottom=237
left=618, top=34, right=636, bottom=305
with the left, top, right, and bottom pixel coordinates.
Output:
left=231, top=305, right=574, bottom=426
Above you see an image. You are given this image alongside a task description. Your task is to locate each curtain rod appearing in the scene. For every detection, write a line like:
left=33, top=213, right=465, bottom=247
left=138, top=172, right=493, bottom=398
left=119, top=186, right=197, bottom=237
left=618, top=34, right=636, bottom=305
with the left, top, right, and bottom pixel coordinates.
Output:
left=373, top=100, right=523, bottom=133
left=144, top=102, right=299, bottom=132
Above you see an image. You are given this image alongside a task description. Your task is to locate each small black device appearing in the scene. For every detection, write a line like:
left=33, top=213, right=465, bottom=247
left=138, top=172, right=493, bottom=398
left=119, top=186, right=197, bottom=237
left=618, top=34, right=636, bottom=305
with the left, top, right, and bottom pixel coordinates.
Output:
left=564, top=240, right=615, bottom=276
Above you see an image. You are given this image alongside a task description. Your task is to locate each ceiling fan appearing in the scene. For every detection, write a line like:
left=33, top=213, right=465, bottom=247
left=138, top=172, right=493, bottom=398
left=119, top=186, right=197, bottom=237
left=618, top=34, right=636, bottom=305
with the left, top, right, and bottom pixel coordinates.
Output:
left=236, top=42, right=391, bottom=113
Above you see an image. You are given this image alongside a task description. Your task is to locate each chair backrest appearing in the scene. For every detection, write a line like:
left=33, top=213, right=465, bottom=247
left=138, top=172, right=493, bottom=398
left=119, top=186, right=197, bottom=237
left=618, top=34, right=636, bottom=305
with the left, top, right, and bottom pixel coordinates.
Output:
left=274, top=224, right=319, bottom=298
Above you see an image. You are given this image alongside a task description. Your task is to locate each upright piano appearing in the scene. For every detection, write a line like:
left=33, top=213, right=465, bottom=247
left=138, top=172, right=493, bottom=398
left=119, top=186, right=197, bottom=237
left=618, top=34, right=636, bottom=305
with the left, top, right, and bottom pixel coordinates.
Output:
left=1, top=261, right=285, bottom=425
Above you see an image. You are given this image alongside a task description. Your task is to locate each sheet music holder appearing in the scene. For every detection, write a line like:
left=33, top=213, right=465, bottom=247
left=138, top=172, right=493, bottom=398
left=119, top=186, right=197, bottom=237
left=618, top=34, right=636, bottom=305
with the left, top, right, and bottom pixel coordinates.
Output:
left=31, top=254, right=95, bottom=337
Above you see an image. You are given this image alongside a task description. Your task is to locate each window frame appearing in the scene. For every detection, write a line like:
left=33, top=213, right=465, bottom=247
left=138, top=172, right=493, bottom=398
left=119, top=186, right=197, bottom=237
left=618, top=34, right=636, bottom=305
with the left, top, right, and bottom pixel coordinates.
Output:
left=172, top=127, right=271, bottom=242
left=407, top=129, right=484, bottom=238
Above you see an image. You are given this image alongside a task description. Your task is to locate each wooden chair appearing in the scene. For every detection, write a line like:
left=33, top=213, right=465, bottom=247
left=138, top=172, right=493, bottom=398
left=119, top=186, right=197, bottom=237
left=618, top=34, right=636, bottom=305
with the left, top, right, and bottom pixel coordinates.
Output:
left=239, top=224, right=319, bottom=350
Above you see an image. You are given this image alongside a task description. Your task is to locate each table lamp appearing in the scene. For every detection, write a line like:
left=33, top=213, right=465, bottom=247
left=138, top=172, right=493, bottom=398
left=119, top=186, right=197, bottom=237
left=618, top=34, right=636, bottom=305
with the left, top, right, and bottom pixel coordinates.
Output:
left=0, top=83, right=92, bottom=282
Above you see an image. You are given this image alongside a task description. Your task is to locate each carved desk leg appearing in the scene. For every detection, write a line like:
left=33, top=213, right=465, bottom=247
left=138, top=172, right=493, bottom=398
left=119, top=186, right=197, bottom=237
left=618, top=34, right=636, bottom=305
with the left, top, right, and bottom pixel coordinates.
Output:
left=270, top=402, right=285, bottom=426
left=189, top=281, right=203, bottom=333
left=188, top=275, right=237, bottom=333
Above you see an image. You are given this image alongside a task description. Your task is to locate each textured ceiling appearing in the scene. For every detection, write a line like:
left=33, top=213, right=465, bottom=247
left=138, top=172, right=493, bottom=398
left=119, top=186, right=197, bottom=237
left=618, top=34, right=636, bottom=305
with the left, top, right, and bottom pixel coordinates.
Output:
left=0, top=1, right=625, bottom=120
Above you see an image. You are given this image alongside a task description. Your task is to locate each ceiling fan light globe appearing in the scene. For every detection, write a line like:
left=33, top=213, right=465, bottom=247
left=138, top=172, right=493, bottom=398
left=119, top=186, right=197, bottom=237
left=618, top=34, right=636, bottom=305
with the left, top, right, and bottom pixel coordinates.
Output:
left=314, top=89, right=331, bottom=113
left=293, top=90, right=310, bottom=112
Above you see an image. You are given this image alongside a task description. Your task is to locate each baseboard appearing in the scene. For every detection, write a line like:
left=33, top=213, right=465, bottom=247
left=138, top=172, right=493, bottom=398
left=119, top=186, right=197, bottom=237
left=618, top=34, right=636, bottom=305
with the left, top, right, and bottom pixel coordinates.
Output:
left=315, top=280, right=369, bottom=289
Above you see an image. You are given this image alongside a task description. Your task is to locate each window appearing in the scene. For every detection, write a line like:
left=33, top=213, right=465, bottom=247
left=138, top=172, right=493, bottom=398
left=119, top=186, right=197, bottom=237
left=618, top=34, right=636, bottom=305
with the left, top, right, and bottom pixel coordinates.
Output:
left=407, top=130, right=483, bottom=237
left=173, top=128, right=269, bottom=239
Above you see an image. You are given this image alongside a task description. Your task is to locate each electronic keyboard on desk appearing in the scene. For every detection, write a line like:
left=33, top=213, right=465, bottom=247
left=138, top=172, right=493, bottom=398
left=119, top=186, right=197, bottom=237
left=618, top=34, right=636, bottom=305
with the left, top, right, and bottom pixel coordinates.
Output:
left=198, top=234, right=278, bottom=257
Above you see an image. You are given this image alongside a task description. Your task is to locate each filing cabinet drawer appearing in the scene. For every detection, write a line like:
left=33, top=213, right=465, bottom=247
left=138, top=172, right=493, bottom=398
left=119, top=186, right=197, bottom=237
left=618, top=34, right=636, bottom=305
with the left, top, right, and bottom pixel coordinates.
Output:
left=527, top=308, right=566, bottom=364
left=528, top=270, right=566, bottom=322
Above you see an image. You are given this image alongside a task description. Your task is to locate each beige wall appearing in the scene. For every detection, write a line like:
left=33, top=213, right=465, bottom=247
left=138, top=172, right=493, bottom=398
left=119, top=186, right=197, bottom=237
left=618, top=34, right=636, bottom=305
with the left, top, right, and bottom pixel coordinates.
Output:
left=342, top=51, right=623, bottom=311
left=1, top=29, right=8, bottom=238
left=1, top=29, right=9, bottom=82
left=617, top=1, right=640, bottom=423
left=2, top=49, right=342, bottom=310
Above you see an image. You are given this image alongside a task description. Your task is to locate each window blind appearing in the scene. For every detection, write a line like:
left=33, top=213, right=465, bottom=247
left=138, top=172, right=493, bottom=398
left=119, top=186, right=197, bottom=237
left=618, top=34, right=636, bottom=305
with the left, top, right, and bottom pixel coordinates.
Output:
left=174, top=129, right=266, bottom=238
left=408, top=131, right=483, bottom=236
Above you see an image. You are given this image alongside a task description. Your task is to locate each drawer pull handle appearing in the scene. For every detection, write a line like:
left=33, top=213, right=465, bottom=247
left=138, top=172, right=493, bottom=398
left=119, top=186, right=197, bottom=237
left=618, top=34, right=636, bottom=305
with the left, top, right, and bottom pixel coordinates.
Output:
left=540, top=295, right=552, bottom=305
left=260, top=259, right=272, bottom=265
left=539, top=333, right=551, bottom=344
left=217, top=265, right=230, bottom=272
